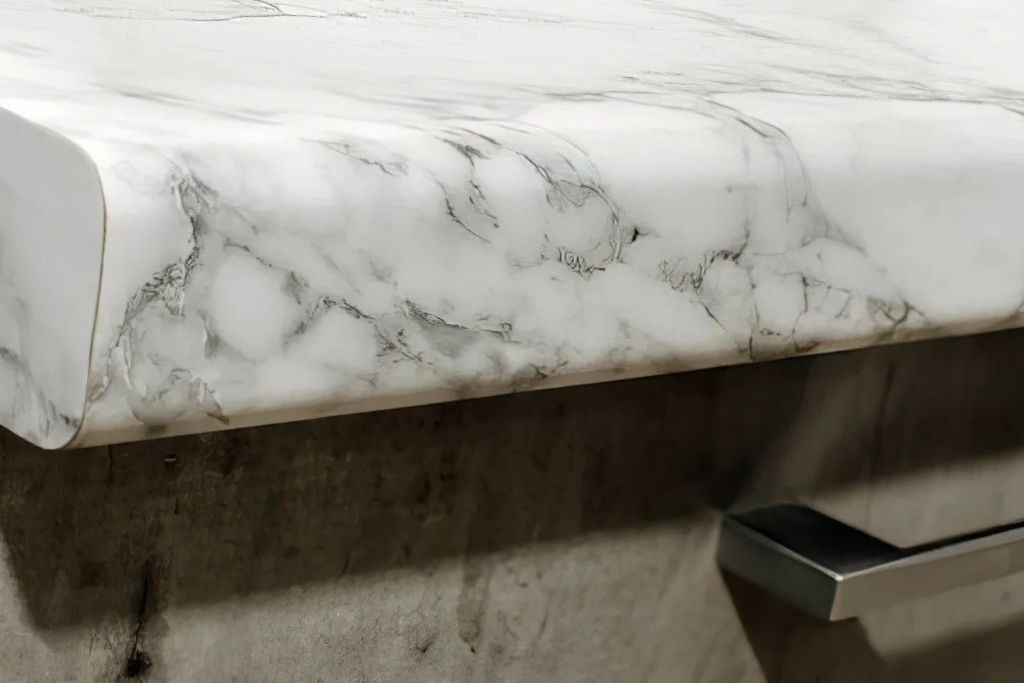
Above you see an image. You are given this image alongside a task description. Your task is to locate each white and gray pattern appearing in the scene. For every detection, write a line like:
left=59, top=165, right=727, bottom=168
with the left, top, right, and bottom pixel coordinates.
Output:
left=2, top=0, right=1024, bottom=448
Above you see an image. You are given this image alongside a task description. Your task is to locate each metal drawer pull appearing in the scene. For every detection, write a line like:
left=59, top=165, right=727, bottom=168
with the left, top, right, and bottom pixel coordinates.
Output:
left=718, top=504, right=1024, bottom=621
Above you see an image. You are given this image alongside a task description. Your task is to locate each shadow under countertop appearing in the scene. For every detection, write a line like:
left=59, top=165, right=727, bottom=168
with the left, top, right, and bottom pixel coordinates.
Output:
left=1, top=327, right=1024, bottom=637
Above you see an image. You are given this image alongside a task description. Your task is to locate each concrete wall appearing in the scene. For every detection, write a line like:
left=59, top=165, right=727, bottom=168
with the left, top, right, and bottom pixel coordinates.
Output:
left=3, top=329, right=1024, bottom=681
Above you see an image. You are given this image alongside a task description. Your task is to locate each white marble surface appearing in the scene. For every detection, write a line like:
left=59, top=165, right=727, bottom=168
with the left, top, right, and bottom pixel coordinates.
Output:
left=0, top=108, right=105, bottom=448
left=2, top=0, right=1024, bottom=448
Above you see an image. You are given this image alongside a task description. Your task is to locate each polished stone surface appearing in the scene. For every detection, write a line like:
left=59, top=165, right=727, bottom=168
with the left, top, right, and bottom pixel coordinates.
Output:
left=3, top=1, right=1024, bottom=447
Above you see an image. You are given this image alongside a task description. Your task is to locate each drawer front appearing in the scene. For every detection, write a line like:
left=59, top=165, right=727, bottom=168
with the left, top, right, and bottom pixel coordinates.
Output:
left=1, top=329, right=1023, bottom=681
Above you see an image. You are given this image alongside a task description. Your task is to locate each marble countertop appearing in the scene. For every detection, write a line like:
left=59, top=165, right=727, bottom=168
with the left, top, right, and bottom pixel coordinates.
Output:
left=2, top=0, right=1024, bottom=448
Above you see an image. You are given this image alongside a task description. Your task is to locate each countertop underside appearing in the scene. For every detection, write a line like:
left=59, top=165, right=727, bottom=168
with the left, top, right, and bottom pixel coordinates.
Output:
left=2, top=0, right=1024, bottom=448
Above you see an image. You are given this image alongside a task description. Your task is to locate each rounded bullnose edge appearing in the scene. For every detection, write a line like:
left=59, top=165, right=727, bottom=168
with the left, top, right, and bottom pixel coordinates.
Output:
left=0, top=107, right=107, bottom=450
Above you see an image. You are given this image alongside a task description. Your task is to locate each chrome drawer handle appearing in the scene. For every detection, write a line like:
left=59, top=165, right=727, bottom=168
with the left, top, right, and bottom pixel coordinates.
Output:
left=717, top=504, right=1024, bottom=621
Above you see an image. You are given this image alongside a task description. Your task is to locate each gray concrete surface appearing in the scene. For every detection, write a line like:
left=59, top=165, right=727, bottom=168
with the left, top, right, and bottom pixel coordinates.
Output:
left=3, top=329, right=1024, bottom=681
